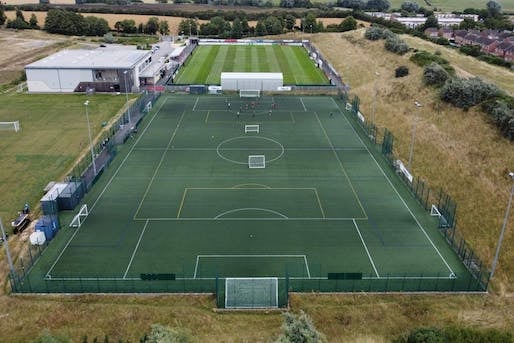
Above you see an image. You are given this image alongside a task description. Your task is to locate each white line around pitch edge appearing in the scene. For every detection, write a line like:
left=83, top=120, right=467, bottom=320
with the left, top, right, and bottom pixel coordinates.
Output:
left=353, top=219, right=380, bottom=278
left=123, top=219, right=150, bottom=279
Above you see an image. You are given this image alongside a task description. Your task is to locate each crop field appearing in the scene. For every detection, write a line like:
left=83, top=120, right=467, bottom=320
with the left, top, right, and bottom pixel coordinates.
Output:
left=173, top=45, right=329, bottom=85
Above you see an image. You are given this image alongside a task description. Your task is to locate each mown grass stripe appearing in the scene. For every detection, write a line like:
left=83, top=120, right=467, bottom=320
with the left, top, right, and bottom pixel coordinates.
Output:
left=174, top=46, right=214, bottom=84
left=205, top=45, right=226, bottom=84
left=256, top=46, right=270, bottom=72
left=264, top=46, right=281, bottom=73
left=291, top=46, right=329, bottom=84
left=244, top=46, right=253, bottom=71
left=223, top=46, right=237, bottom=72
left=251, top=46, right=261, bottom=72
left=273, top=45, right=296, bottom=84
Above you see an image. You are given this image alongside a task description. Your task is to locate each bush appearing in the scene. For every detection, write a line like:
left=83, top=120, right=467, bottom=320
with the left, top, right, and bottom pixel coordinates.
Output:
left=276, top=311, right=325, bottom=343
left=141, top=324, right=192, bottom=343
left=410, top=50, right=455, bottom=75
left=440, top=77, right=499, bottom=109
left=364, top=26, right=383, bottom=40
left=395, top=326, right=513, bottom=343
left=423, top=62, right=449, bottom=87
left=384, top=36, right=409, bottom=54
left=482, top=99, right=514, bottom=140
left=395, top=65, right=409, bottom=77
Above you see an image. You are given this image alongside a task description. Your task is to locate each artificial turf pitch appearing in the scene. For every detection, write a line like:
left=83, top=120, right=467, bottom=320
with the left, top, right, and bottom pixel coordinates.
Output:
left=21, top=95, right=477, bottom=294
left=173, top=45, right=329, bottom=85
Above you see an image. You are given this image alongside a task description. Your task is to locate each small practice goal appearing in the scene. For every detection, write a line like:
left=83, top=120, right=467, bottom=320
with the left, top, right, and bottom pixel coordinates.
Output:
left=245, top=125, right=259, bottom=134
left=0, top=121, right=20, bottom=132
left=239, top=89, right=260, bottom=98
left=430, top=204, right=449, bottom=228
left=248, top=155, right=265, bottom=169
left=225, top=277, right=278, bottom=309
left=70, top=204, right=89, bottom=228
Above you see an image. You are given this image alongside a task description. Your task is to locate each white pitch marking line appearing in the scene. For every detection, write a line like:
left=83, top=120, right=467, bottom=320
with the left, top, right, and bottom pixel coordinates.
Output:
left=123, top=219, right=150, bottom=279
left=353, top=219, right=380, bottom=278
left=192, top=96, right=199, bottom=111
left=299, top=97, right=307, bottom=111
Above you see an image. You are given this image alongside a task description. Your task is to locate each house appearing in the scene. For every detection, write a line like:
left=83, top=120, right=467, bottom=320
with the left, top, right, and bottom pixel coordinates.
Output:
left=440, top=28, right=453, bottom=39
left=424, top=28, right=439, bottom=38
left=505, top=45, right=514, bottom=62
left=453, top=30, right=468, bottom=44
left=493, top=40, right=514, bottom=58
left=476, top=37, right=498, bottom=53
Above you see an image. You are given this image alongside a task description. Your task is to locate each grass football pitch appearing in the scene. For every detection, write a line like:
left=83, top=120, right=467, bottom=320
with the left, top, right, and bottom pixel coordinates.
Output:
left=173, top=45, right=329, bottom=85
left=21, top=95, right=479, bottom=294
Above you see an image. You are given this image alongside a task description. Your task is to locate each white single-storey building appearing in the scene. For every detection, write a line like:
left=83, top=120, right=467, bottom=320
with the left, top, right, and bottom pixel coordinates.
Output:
left=220, top=72, right=283, bottom=91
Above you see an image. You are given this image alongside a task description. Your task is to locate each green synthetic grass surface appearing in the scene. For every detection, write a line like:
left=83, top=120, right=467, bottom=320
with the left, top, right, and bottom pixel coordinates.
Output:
left=0, top=94, right=127, bottom=229
left=19, top=95, right=479, bottom=294
left=173, top=45, right=329, bottom=85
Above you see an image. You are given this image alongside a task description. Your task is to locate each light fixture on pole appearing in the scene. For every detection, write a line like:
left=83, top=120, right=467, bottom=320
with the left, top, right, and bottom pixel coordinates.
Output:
left=490, top=172, right=514, bottom=279
left=84, top=100, right=97, bottom=175
left=371, top=71, right=379, bottom=124
left=123, top=70, right=131, bottom=124
left=309, top=24, right=313, bottom=34
left=408, top=101, right=422, bottom=171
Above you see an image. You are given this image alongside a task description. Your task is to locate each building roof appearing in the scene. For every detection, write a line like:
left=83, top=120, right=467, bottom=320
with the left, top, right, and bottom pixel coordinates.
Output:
left=221, top=72, right=283, bottom=80
left=26, top=47, right=151, bottom=70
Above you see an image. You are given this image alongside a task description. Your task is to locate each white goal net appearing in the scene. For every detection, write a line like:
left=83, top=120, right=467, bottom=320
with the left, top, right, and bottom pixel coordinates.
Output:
left=248, top=155, right=265, bottom=169
left=239, top=89, right=260, bottom=98
left=225, top=277, right=278, bottom=309
left=0, top=121, right=20, bottom=132
left=70, top=204, right=89, bottom=228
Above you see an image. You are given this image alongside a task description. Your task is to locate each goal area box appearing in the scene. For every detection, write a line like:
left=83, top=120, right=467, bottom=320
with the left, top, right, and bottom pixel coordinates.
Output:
left=0, top=121, right=20, bottom=132
left=221, top=72, right=283, bottom=91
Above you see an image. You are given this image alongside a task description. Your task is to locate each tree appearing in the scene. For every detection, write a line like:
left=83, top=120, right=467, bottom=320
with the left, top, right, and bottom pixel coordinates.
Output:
left=264, top=16, right=283, bottom=35
left=364, top=26, right=383, bottom=40
left=395, top=65, right=409, bottom=77
left=276, top=311, right=325, bottom=343
left=422, top=15, right=439, bottom=29
left=85, top=16, right=109, bottom=36
left=338, top=0, right=366, bottom=10
left=366, top=0, right=390, bottom=11
left=486, top=0, right=502, bottom=17
left=385, top=36, right=409, bottom=54
left=178, top=18, right=198, bottom=36
left=401, top=1, right=419, bottom=13
left=255, top=21, right=267, bottom=36
left=144, top=17, right=159, bottom=35
left=458, top=18, right=479, bottom=30
left=284, top=14, right=296, bottom=31
left=15, top=8, right=25, bottom=22
left=301, top=13, right=317, bottom=33
left=340, top=16, right=357, bottom=32
left=158, top=20, right=169, bottom=35
left=231, top=18, right=243, bottom=38
left=440, top=77, right=499, bottom=109
left=44, top=9, right=87, bottom=36
left=29, top=14, right=39, bottom=29
left=423, top=62, right=449, bottom=87
left=0, top=5, right=6, bottom=26
left=119, top=19, right=137, bottom=34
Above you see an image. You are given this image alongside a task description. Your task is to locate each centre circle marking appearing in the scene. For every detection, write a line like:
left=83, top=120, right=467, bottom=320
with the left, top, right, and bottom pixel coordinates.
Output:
left=216, top=136, right=285, bottom=165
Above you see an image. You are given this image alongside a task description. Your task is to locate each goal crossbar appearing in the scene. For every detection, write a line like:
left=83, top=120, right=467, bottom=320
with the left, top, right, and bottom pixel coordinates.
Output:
left=70, top=204, right=89, bottom=228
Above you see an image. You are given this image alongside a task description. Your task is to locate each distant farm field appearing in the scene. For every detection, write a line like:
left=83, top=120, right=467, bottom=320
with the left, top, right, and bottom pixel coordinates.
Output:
left=173, top=45, right=329, bottom=85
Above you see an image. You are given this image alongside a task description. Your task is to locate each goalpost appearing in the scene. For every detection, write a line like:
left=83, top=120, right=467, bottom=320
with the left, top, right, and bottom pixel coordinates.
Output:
left=0, top=121, right=20, bottom=132
left=239, top=89, right=260, bottom=98
left=69, top=204, right=89, bottom=228
left=430, top=204, right=450, bottom=228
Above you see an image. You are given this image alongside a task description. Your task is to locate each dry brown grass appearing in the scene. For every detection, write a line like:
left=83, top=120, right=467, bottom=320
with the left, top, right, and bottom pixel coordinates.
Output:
left=1, top=29, right=514, bottom=342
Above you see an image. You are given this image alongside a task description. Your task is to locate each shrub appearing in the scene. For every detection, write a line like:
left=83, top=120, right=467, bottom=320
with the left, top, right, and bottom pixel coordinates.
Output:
left=423, top=62, right=449, bottom=87
left=406, top=327, right=445, bottom=343
left=410, top=50, right=455, bottom=75
left=141, top=324, right=192, bottom=343
left=364, top=26, right=383, bottom=40
left=440, top=77, right=499, bottom=109
left=396, top=326, right=513, bottom=343
left=276, top=311, right=325, bottom=343
left=395, top=65, right=409, bottom=77
left=384, top=36, right=409, bottom=55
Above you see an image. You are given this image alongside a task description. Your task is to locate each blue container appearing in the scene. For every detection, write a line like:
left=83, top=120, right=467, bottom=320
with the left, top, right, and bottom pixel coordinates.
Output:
left=35, top=216, right=59, bottom=241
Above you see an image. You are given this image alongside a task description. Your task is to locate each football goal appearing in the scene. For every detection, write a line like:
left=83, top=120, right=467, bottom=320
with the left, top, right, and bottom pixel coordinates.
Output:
left=225, top=277, right=278, bottom=309
left=248, top=155, right=265, bottom=169
left=70, top=204, right=89, bottom=228
left=430, top=204, right=449, bottom=228
left=239, top=89, right=260, bottom=98
left=0, top=121, right=20, bottom=132
left=245, top=125, right=259, bottom=134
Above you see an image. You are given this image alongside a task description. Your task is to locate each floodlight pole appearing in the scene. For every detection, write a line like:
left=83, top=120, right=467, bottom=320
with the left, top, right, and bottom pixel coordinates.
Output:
left=408, top=101, right=422, bottom=171
left=490, top=172, right=514, bottom=279
left=123, top=70, right=131, bottom=124
left=309, top=24, right=313, bottom=34
left=84, top=100, right=97, bottom=175
left=371, top=71, right=379, bottom=124
left=0, top=218, right=15, bottom=275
